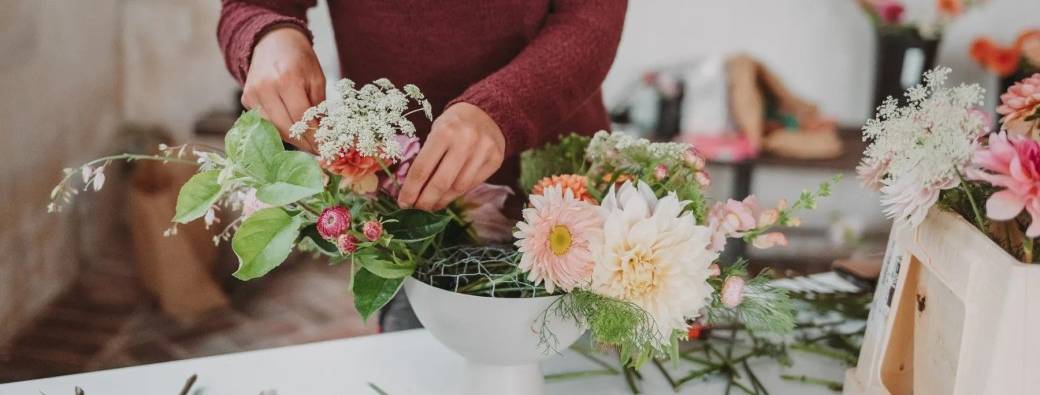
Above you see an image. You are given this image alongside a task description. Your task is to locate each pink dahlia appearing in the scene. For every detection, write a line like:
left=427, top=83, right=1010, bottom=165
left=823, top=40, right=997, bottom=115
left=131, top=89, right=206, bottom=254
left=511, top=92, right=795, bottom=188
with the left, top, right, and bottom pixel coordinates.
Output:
left=317, top=206, right=351, bottom=239
left=997, top=74, right=1040, bottom=138
left=968, top=132, right=1040, bottom=237
left=514, top=186, right=603, bottom=293
left=458, top=183, right=515, bottom=244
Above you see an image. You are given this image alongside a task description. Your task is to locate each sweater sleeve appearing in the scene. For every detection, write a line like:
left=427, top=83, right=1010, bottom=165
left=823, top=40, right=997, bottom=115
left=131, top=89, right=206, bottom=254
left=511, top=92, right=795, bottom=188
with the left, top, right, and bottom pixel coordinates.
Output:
left=217, top=0, right=317, bottom=84
left=447, top=0, right=628, bottom=157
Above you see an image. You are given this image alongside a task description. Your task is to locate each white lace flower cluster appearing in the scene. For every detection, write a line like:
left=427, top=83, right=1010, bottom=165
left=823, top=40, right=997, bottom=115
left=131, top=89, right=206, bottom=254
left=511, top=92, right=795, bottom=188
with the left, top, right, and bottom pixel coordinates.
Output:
left=586, top=130, right=690, bottom=163
left=859, top=67, right=987, bottom=225
left=290, top=78, right=432, bottom=162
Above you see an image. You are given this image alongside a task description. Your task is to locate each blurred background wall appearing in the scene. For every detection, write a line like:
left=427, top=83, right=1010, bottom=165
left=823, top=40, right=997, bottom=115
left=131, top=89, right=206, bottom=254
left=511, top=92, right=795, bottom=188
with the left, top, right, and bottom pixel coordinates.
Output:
left=1, top=0, right=1037, bottom=345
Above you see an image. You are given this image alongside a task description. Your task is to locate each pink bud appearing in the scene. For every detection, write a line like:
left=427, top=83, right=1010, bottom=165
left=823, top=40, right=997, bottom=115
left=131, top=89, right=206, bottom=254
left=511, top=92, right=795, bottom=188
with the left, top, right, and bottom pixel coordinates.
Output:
left=721, top=276, right=746, bottom=308
left=758, top=209, right=779, bottom=227
left=654, top=164, right=668, bottom=181
left=708, top=263, right=721, bottom=277
left=752, top=232, right=788, bottom=249
left=362, top=220, right=383, bottom=241
left=694, top=171, right=711, bottom=187
left=317, top=206, right=351, bottom=239
left=686, top=150, right=706, bottom=170
left=337, top=234, right=359, bottom=254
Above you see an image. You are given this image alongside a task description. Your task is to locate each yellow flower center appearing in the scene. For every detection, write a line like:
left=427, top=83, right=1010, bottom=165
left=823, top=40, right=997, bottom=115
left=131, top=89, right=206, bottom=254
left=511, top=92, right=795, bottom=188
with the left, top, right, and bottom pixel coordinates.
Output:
left=620, top=250, right=659, bottom=298
left=549, top=225, right=573, bottom=256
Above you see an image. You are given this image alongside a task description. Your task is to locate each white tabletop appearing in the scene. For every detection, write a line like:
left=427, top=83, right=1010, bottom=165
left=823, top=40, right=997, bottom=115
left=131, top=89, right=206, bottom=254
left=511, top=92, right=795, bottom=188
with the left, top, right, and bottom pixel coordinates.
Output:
left=0, top=329, right=847, bottom=395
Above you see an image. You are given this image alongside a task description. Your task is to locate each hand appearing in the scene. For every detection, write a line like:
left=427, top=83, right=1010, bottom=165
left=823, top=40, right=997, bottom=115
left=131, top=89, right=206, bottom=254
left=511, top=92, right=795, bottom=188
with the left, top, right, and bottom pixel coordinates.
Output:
left=241, top=27, right=325, bottom=153
left=397, top=103, right=506, bottom=211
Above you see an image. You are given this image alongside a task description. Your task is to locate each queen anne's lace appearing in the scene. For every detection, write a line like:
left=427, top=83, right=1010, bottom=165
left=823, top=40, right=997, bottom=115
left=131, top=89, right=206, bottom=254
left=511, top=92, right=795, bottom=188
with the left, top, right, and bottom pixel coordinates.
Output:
left=859, top=67, right=987, bottom=225
left=290, top=78, right=431, bottom=162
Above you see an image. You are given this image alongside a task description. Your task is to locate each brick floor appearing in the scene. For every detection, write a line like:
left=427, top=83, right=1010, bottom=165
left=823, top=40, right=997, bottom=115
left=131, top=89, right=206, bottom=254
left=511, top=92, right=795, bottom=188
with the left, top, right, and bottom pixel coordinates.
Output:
left=0, top=259, right=378, bottom=384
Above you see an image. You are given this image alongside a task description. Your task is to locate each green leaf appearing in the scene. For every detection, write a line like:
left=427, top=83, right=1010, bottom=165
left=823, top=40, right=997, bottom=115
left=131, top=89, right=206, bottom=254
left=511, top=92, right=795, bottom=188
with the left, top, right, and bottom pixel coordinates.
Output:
left=382, top=209, right=451, bottom=256
left=298, top=224, right=339, bottom=255
left=225, top=108, right=285, bottom=181
left=231, top=208, right=303, bottom=280
left=256, top=151, right=324, bottom=205
left=352, top=268, right=405, bottom=321
left=355, top=252, right=415, bottom=279
left=173, top=170, right=222, bottom=223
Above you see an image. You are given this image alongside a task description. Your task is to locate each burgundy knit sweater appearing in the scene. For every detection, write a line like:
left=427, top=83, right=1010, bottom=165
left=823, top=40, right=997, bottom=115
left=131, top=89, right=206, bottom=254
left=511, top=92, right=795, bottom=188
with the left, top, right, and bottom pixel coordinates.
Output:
left=218, top=0, right=627, bottom=186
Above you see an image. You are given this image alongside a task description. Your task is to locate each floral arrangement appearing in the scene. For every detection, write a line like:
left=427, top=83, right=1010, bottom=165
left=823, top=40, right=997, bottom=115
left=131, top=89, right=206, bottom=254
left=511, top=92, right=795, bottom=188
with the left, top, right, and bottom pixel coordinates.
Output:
left=856, top=0, right=985, bottom=37
left=859, top=66, right=1040, bottom=262
left=50, top=79, right=835, bottom=366
left=970, top=29, right=1040, bottom=77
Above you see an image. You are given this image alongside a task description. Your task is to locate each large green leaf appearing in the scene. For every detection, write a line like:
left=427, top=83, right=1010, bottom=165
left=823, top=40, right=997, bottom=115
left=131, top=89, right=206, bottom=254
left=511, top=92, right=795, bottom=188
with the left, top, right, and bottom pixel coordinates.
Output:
left=225, top=108, right=285, bottom=181
left=173, top=170, right=222, bottom=223
left=231, top=208, right=303, bottom=280
left=354, top=252, right=415, bottom=279
left=382, top=209, right=451, bottom=256
left=298, top=223, right=339, bottom=255
left=352, top=268, right=405, bottom=321
left=256, top=151, right=324, bottom=205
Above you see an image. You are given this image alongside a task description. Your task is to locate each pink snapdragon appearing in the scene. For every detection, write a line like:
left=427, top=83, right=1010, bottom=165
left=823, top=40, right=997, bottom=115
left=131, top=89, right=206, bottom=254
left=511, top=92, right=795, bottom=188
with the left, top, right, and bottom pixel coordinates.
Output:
left=706, top=196, right=781, bottom=251
left=968, top=132, right=1040, bottom=237
left=458, top=184, right=515, bottom=243
left=380, top=136, right=421, bottom=198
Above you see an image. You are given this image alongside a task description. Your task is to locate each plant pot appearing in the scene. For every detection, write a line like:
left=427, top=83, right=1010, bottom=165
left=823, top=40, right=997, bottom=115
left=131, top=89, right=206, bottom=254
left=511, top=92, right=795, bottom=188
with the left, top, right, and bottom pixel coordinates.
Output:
left=403, top=277, right=585, bottom=395
left=844, top=209, right=1040, bottom=394
left=872, top=30, right=940, bottom=111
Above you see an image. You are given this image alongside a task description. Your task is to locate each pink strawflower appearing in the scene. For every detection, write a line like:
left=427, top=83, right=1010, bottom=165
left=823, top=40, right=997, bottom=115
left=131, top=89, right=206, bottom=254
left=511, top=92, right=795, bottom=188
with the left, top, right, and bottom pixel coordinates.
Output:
left=721, top=276, right=746, bottom=308
left=337, top=234, right=359, bottom=254
left=362, top=220, right=383, bottom=241
left=514, top=186, right=603, bottom=293
left=706, top=196, right=770, bottom=251
left=997, top=74, right=1040, bottom=138
left=873, top=0, right=905, bottom=24
left=380, top=136, right=421, bottom=198
left=458, top=184, right=515, bottom=243
left=317, top=206, right=351, bottom=239
left=967, top=132, right=1040, bottom=237
left=654, top=164, right=668, bottom=180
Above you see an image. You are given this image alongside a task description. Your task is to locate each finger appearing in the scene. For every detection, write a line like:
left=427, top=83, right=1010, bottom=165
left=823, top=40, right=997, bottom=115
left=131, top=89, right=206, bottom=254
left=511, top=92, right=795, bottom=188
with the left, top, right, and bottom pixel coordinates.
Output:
left=307, top=73, right=326, bottom=105
left=281, top=84, right=316, bottom=153
left=414, top=147, right=468, bottom=211
left=258, top=90, right=294, bottom=142
left=241, top=90, right=258, bottom=109
left=438, top=151, right=488, bottom=208
left=397, top=137, right=449, bottom=208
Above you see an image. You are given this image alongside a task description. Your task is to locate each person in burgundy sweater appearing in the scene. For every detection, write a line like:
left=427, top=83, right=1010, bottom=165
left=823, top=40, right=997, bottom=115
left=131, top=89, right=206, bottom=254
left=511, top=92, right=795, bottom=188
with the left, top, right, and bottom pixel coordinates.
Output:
left=218, top=0, right=627, bottom=330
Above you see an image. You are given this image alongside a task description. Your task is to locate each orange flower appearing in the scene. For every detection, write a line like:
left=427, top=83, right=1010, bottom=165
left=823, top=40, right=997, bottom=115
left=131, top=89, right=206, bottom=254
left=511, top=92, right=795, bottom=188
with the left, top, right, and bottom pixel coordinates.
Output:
left=991, top=47, right=1023, bottom=77
left=970, top=38, right=997, bottom=64
left=937, top=0, right=963, bottom=16
left=1015, top=30, right=1040, bottom=67
left=1013, top=29, right=1040, bottom=50
left=322, top=149, right=383, bottom=193
left=533, top=174, right=596, bottom=203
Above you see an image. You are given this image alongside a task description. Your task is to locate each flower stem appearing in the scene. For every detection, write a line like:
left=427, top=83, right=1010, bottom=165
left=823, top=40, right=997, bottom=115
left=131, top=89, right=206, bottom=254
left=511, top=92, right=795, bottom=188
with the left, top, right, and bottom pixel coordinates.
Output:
left=959, top=177, right=987, bottom=232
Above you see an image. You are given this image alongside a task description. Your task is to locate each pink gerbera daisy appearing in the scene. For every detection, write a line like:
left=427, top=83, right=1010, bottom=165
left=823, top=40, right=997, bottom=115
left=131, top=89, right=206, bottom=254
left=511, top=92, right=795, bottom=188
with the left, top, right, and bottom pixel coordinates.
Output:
left=514, top=186, right=603, bottom=293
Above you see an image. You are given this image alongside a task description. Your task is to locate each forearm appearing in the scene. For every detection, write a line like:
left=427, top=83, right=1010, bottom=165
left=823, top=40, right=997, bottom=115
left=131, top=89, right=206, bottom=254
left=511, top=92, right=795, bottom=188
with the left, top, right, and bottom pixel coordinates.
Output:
left=217, top=0, right=316, bottom=84
left=449, top=0, right=628, bottom=156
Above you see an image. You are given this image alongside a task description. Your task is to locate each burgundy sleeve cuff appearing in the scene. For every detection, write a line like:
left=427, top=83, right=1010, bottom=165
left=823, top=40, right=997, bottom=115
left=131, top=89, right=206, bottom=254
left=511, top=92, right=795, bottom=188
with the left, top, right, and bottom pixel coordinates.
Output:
left=218, top=4, right=313, bottom=85
left=447, top=86, right=534, bottom=159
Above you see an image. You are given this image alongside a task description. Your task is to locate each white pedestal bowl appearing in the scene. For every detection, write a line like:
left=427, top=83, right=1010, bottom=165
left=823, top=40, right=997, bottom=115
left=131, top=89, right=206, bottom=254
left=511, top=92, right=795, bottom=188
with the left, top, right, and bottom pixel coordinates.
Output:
left=403, top=277, right=585, bottom=395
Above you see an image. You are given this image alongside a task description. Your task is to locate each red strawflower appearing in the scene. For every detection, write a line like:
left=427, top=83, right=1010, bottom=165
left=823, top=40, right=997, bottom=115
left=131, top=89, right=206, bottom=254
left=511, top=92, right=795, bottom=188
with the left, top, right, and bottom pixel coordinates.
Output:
left=337, top=234, right=359, bottom=254
left=317, top=206, right=351, bottom=239
left=362, top=220, right=383, bottom=241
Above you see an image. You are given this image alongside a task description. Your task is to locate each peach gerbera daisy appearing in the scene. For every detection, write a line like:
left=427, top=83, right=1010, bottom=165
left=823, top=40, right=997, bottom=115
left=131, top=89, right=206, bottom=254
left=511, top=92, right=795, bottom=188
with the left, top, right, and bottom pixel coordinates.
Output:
left=532, top=174, right=596, bottom=203
left=514, top=186, right=603, bottom=293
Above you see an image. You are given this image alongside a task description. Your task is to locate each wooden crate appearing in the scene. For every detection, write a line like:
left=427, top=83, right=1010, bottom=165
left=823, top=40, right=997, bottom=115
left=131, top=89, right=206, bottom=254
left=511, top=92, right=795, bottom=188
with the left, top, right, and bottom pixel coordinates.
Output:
left=844, top=209, right=1040, bottom=394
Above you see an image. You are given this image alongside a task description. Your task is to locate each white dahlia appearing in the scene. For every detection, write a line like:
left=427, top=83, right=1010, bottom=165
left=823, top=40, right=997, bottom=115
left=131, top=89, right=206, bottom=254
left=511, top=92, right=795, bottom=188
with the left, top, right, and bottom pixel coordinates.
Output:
left=589, top=181, right=718, bottom=346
